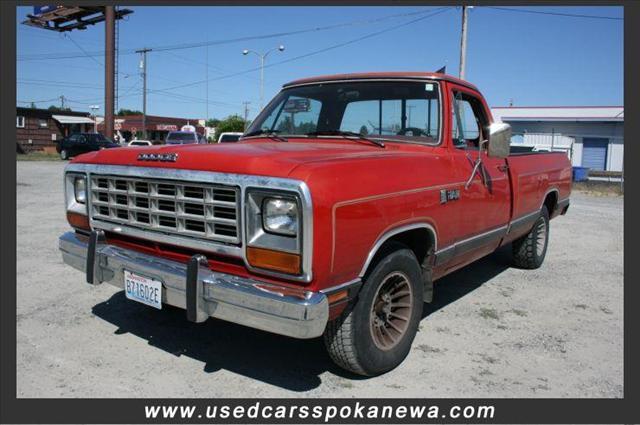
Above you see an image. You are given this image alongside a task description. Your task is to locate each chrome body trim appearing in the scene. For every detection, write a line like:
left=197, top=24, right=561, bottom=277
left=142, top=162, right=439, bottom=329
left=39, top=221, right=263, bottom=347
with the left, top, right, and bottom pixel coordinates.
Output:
left=320, top=278, right=362, bottom=295
left=434, top=224, right=508, bottom=266
left=358, top=223, right=437, bottom=278
left=541, top=187, right=560, bottom=209
left=58, top=231, right=327, bottom=339
left=283, top=75, right=478, bottom=92
left=507, top=210, right=540, bottom=234
left=64, top=163, right=314, bottom=283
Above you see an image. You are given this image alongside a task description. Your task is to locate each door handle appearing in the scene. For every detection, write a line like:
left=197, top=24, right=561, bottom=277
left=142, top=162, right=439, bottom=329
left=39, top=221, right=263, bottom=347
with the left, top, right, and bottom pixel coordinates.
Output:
left=497, top=164, right=509, bottom=172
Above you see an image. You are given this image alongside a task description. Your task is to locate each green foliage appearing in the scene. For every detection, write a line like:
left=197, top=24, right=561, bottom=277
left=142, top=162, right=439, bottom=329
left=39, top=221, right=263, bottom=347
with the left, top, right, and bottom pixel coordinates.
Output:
left=275, top=116, right=316, bottom=134
left=47, top=105, right=71, bottom=112
left=359, top=125, right=369, bottom=135
left=117, top=108, right=143, bottom=116
left=206, top=118, right=221, bottom=128
left=214, top=115, right=246, bottom=140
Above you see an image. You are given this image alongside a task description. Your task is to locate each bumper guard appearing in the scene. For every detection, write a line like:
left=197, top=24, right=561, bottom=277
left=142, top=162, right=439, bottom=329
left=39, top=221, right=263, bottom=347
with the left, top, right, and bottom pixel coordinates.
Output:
left=58, top=231, right=328, bottom=339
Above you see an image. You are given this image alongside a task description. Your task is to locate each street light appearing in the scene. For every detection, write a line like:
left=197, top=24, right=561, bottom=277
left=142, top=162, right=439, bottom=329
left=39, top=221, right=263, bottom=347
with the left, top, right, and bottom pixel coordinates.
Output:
left=242, top=45, right=285, bottom=109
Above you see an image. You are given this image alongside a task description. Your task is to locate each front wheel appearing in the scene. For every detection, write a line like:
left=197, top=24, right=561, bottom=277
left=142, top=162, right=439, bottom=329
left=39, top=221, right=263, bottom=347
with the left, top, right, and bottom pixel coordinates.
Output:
left=324, top=245, right=423, bottom=376
left=60, top=149, right=69, bottom=160
left=512, top=206, right=550, bottom=269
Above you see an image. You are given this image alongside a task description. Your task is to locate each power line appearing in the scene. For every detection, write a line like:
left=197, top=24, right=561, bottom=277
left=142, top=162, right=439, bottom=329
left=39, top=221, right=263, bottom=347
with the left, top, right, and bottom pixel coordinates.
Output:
left=17, top=8, right=446, bottom=61
left=63, top=33, right=104, bottom=67
left=18, top=79, right=138, bottom=91
left=17, top=97, right=61, bottom=104
left=485, top=6, right=623, bottom=21
left=146, top=7, right=452, bottom=94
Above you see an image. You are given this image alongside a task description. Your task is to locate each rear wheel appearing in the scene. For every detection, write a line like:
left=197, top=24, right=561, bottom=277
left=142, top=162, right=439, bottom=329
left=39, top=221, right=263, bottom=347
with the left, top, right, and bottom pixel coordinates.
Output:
left=324, top=245, right=423, bottom=376
left=512, top=206, right=550, bottom=269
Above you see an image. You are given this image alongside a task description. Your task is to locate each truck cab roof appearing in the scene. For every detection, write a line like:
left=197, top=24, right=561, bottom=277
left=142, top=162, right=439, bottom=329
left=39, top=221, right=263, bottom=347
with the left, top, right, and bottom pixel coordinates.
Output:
left=283, top=72, right=479, bottom=92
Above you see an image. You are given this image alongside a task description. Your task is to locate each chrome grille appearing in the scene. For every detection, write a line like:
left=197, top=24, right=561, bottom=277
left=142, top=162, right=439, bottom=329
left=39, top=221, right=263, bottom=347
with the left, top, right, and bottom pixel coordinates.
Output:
left=89, top=175, right=240, bottom=244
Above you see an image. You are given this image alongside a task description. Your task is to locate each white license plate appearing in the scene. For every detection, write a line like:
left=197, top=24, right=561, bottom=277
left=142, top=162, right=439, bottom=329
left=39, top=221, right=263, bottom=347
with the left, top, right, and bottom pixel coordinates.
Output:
left=124, top=270, right=162, bottom=310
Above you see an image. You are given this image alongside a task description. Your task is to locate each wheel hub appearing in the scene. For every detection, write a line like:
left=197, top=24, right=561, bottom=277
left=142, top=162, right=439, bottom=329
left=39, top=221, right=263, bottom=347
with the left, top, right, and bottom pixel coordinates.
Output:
left=369, top=271, right=413, bottom=351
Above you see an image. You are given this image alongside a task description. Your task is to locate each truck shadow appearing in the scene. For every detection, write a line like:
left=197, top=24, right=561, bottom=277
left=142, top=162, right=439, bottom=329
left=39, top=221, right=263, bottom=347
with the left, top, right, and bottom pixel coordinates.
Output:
left=91, top=245, right=512, bottom=392
left=422, top=244, right=512, bottom=319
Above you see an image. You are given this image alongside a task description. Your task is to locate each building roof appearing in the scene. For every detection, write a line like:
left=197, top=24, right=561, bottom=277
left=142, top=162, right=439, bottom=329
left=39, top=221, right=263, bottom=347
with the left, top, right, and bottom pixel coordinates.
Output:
left=491, top=106, right=624, bottom=123
left=17, top=106, right=90, bottom=118
left=52, top=114, right=94, bottom=124
left=283, top=72, right=479, bottom=91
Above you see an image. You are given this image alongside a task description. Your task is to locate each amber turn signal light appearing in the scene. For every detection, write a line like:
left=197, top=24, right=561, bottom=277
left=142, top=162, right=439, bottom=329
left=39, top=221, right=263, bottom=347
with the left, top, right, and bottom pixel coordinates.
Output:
left=247, top=246, right=301, bottom=275
left=67, top=211, right=90, bottom=231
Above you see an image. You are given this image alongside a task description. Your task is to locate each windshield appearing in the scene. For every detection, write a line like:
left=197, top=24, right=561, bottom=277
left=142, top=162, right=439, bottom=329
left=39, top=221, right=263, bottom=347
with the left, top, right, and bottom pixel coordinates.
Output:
left=166, top=132, right=197, bottom=143
left=246, top=81, right=441, bottom=144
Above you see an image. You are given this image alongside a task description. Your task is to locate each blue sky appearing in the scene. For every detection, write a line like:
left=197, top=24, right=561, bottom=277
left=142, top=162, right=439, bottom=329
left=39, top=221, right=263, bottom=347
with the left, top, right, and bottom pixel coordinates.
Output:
left=17, top=5, right=623, bottom=121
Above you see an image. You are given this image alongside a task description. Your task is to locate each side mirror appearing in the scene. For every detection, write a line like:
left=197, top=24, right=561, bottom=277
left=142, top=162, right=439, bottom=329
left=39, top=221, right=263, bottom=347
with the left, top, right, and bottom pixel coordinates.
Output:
left=487, top=122, right=511, bottom=158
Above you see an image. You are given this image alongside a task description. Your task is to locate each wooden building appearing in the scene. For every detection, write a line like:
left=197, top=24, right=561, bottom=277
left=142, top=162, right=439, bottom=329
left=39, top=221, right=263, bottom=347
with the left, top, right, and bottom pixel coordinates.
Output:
left=16, top=107, right=94, bottom=153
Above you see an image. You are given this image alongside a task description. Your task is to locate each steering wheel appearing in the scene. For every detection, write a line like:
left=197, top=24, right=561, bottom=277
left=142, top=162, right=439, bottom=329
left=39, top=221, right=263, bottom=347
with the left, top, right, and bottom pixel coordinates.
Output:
left=397, top=127, right=427, bottom=136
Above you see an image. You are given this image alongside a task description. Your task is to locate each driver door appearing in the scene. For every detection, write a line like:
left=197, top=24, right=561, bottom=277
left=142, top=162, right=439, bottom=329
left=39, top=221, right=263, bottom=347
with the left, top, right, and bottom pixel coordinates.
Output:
left=447, top=86, right=511, bottom=265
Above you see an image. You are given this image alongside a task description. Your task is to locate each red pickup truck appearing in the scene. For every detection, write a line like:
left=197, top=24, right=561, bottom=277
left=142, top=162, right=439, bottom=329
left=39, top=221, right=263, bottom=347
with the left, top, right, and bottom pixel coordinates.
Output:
left=59, top=72, right=571, bottom=376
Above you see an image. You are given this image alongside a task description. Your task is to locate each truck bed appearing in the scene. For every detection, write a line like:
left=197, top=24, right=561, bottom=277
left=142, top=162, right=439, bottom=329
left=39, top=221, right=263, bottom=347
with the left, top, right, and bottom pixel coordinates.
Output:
left=506, top=151, right=572, bottom=222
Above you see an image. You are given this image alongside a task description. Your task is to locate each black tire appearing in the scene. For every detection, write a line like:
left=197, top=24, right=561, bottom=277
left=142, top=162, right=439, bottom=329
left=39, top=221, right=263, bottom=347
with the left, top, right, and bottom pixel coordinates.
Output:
left=60, top=149, right=69, bottom=160
left=512, top=206, right=550, bottom=269
left=324, top=244, right=423, bottom=376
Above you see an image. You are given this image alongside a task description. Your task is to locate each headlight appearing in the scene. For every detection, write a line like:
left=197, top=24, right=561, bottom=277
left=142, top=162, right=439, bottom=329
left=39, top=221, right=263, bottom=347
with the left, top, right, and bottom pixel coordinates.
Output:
left=262, top=197, right=298, bottom=236
left=74, top=176, right=87, bottom=204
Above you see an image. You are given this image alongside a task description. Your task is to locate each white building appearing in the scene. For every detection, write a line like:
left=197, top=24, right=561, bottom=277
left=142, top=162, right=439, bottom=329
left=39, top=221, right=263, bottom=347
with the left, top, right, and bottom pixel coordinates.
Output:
left=491, top=106, right=624, bottom=172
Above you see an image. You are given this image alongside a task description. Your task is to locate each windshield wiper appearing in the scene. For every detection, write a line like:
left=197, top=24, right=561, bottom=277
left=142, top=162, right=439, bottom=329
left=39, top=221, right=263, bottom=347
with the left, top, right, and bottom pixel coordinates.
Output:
left=305, top=130, right=385, bottom=148
left=242, top=129, right=288, bottom=143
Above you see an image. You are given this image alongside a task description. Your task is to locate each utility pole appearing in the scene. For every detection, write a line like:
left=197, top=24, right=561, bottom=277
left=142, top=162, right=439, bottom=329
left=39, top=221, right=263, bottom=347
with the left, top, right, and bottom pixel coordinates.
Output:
left=242, top=101, right=250, bottom=131
left=136, top=47, right=152, bottom=140
left=105, top=6, right=115, bottom=139
left=59, top=95, right=66, bottom=109
left=22, top=7, right=132, bottom=139
left=205, top=33, right=209, bottom=122
left=459, top=5, right=470, bottom=80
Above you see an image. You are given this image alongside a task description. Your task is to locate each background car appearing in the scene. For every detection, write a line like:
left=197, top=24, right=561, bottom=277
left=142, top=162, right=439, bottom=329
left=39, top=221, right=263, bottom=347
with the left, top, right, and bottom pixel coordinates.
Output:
left=56, top=133, right=120, bottom=160
left=165, top=131, right=207, bottom=145
left=128, top=140, right=153, bottom=147
left=217, top=132, right=243, bottom=143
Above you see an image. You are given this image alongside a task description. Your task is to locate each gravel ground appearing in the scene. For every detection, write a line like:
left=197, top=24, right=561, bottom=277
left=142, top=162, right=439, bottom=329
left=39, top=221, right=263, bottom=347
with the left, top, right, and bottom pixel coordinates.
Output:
left=16, top=161, right=623, bottom=398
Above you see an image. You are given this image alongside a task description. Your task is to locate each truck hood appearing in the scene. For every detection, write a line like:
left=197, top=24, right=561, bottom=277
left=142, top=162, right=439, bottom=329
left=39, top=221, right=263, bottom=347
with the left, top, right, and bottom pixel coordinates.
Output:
left=73, top=138, right=416, bottom=178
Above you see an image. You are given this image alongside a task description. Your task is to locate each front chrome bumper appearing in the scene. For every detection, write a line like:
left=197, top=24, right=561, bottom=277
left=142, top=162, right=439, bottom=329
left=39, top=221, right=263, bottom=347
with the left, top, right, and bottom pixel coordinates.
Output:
left=58, top=231, right=328, bottom=339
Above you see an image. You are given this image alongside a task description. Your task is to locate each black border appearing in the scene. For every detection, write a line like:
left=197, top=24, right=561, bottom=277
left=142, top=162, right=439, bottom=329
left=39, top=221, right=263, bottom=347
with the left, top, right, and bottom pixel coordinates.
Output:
left=2, top=0, right=637, bottom=423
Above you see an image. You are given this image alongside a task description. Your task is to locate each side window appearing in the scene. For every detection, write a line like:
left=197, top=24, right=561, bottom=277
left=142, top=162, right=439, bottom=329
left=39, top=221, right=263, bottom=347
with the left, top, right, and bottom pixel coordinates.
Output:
left=68, top=135, right=79, bottom=143
left=451, top=92, right=485, bottom=149
left=16, top=116, right=25, bottom=128
left=78, top=135, right=86, bottom=143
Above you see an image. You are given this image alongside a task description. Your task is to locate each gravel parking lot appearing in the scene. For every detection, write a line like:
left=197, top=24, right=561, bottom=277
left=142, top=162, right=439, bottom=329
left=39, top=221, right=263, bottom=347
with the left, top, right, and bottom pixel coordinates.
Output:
left=16, top=161, right=623, bottom=398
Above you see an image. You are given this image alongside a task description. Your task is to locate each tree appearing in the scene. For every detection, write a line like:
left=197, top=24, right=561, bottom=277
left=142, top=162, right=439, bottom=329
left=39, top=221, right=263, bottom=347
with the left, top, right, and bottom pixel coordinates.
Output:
left=214, top=115, right=246, bottom=140
left=359, top=125, right=369, bottom=135
left=206, top=118, right=221, bottom=128
left=47, top=105, right=71, bottom=112
left=117, top=108, right=142, bottom=116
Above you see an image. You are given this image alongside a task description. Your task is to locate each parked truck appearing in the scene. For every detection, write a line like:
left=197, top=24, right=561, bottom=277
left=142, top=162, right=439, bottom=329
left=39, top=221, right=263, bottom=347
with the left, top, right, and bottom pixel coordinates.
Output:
left=59, top=72, right=571, bottom=376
